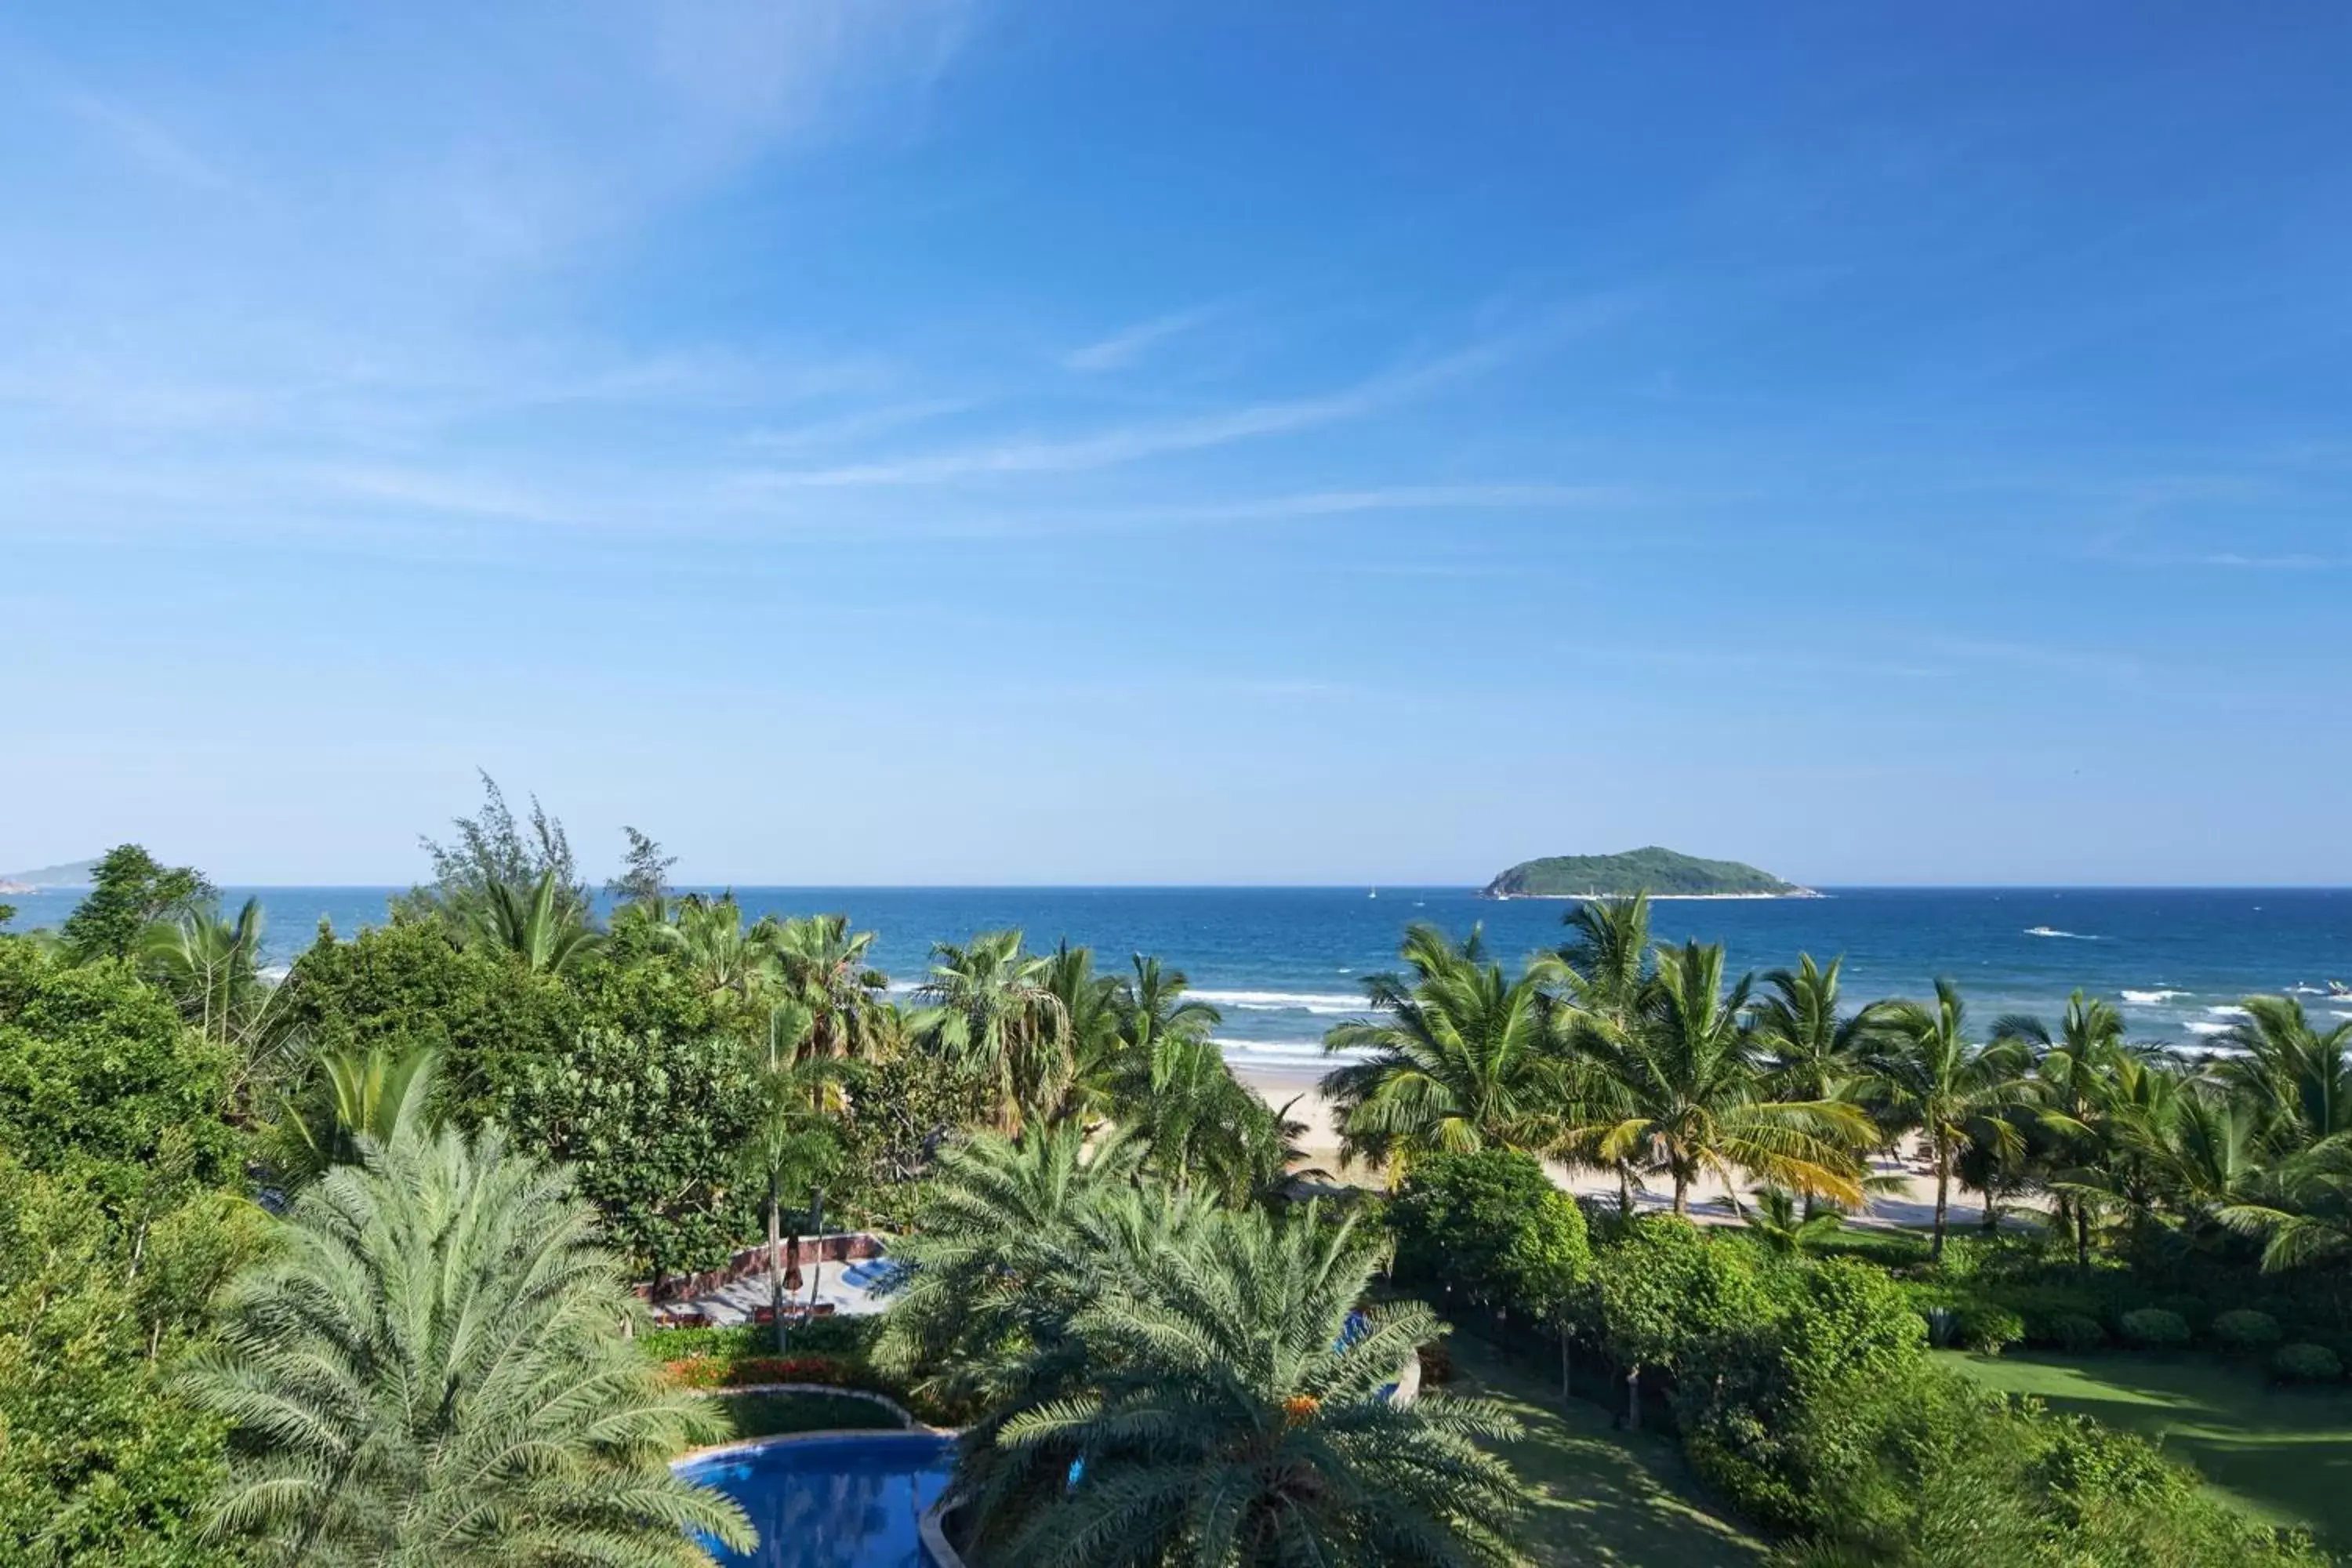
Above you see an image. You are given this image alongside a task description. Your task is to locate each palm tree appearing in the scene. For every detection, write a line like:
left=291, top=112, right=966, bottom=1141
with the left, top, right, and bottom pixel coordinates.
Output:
left=2223, top=1138, right=2352, bottom=1272
left=771, top=913, right=890, bottom=1060
left=267, top=1044, right=442, bottom=1184
left=872, top=1123, right=1146, bottom=1406
left=1113, top=1029, right=1288, bottom=1205
left=741, top=1002, right=841, bottom=1350
left=1549, top=895, right=1657, bottom=1215
left=1755, top=953, right=1898, bottom=1106
left=1044, top=940, right=1126, bottom=1123
left=472, top=869, right=604, bottom=975
left=1319, top=924, right=1567, bottom=1175
left=1740, top=1186, right=1846, bottom=1255
left=911, top=929, right=1072, bottom=1134
left=182, top=1124, right=750, bottom=1566
left=141, top=896, right=274, bottom=1048
left=1573, top=942, right=1872, bottom=1215
left=1994, top=989, right=2129, bottom=1265
left=1867, top=978, right=2039, bottom=1258
left=655, top=892, right=778, bottom=1000
left=2213, top=996, right=2352, bottom=1152
left=959, top=1201, right=1528, bottom=1567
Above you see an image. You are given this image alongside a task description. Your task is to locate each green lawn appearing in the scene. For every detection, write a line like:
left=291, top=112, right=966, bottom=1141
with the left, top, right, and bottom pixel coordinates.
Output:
left=1446, top=1334, right=1766, bottom=1566
left=1941, top=1349, right=2352, bottom=1548
left=710, top=1389, right=908, bottom=1442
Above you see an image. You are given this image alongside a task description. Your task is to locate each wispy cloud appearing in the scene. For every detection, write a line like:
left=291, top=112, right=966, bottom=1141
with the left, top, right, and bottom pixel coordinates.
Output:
left=1129, top=483, right=1633, bottom=521
left=748, top=397, right=973, bottom=450
left=49, top=87, right=245, bottom=197
left=743, top=325, right=1552, bottom=488
left=1062, top=305, right=1222, bottom=372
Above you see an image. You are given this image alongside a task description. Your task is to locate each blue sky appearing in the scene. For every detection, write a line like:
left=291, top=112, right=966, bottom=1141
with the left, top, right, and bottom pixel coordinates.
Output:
left=2, top=3, right=2347, bottom=886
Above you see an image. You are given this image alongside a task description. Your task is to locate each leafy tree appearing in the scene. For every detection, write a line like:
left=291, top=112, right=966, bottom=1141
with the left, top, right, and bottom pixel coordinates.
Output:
left=1044, top=939, right=1124, bottom=1120
left=1867, top=979, right=2040, bottom=1258
left=182, top=1126, right=751, bottom=1566
left=911, top=929, right=1071, bottom=1133
left=957, top=1201, right=1529, bottom=1567
left=0, top=1154, right=267, bottom=1568
left=1994, top=989, right=2132, bottom=1264
left=604, top=825, right=676, bottom=905
left=401, top=770, right=586, bottom=924
left=2214, top=996, right=2352, bottom=1151
left=1319, top=923, right=1567, bottom=1174
left=1389, top=1147, right=1588, bottom=1316
left=276, top=920, right=576, bottom=1122
left=60, top=844, right=214, bottom=963
left=652, top=893, right=779, bottom=1001
left=1574, top=941, right=1871, bottom=1214
left=1549, top=895, right=1657, bottom=1213
left=492, top=1026, right=760, bottom=1287
left=0, top=938, right=240, bottom=1196
left=1110, top=1028, right=1288, bottom=1206
left=832, top=1041, right=996, bottom=1222
left=1591, top=1216, right=1766, bottom=1428
left=1755, top=953, right=1897, bottom=1108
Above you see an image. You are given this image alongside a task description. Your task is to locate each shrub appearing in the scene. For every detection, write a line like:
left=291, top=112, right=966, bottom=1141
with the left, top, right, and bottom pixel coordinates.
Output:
left=2212, top=1309, right=2282, bottom=1353
left=1390, top=1149, right=1588, bottom=1319
left=1960, top=1303, right=2025, bottom=1355
left=2119, top=1308, right=2191, bottom=1350
left=2049, top=1313, right=2108, bottom=1352
left=2155, top=1293, right=2212, bottom=1334
left=2274, top=1343, right=2343, bottom=1384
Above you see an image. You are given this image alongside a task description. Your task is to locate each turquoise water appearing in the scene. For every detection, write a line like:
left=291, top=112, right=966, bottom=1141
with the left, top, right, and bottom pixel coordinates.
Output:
left=9, top=885, right=2347, bottom=1057
left=677, top=1432, right=953, bottom=1568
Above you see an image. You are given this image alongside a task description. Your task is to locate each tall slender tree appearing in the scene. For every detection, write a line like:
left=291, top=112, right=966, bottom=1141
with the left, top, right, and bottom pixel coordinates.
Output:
left=1867, top=978, right=2039, bottom=1258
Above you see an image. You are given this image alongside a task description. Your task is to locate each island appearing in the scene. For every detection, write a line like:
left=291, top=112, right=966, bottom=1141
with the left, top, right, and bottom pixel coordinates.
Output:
left=1481, top=846, right=1818, bottom=899
left=0, top=858, right=97, bottom=891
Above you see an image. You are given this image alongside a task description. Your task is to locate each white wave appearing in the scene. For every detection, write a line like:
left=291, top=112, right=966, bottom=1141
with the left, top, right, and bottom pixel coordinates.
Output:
left=2024, top=926, right=2099, bottom=939
left=2184, top=1021, right=2234, bottom=1036
left=2121, top=989, right=2190, bottom=1004
left=2205, top=1004, right=2252, bottom=1018
left=1212, top=1036, right=1363, bottom=1068
left=1192, top=989, right=1363, bottom=1014
left=2289, top=985, right=2327, bottom=995
left=2334, top=1011, right=2352, bottom=1022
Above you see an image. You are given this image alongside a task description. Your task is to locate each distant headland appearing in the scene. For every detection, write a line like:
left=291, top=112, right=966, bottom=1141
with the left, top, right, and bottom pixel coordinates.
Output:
left=1480, top=846, right=1819, bottom=900
left=0, top=858, right=97, bottom=894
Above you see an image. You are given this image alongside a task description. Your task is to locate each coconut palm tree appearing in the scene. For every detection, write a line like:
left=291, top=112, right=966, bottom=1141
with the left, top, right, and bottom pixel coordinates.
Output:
left=472, top=869, right=604, bottom=975
left=1548, top=895, right=1657, bottom=1215
left=1044, top=940, right=1126, bottom=1123
left=1866, top=978, right=2040, bottom=1258
left=771, top=913, right=890, bottom=1060
left=910, top=929, right=1072, bottom=1134
left=1112, top=1029, right=1288, bottom=1205
left=2213, top=996, right=2352, bottom=1152
left=182, top=1124, right=750, bottom=1566
left=2223, top=1138, right=2352, bottom=1272
left=1755, top=953, right=1899, bottom=1105
left=1571, top=942, right=1872, bottom=1215
left=1319, top=924, right=1568, bottom=1176
left=958, top=1201, right=1528, bottom=1567
left=1994, top=989, right=2131, bottom=1264
left=141, top=896, right=274, bottom=1047
left=267, top=1044, right=442, bottom=1185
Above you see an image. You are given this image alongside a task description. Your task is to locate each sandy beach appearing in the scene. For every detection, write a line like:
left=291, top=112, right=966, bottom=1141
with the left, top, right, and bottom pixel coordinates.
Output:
left=1236, top=1062, right=2014, bottom=1232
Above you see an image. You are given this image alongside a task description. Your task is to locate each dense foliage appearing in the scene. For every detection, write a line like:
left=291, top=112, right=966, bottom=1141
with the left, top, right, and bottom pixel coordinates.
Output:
left=1481, top=846, right=1799, bottom=898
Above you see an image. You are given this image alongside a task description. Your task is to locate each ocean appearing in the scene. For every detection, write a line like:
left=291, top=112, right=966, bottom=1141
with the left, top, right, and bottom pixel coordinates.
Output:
left=8, top=886, right=2348, bottom=1071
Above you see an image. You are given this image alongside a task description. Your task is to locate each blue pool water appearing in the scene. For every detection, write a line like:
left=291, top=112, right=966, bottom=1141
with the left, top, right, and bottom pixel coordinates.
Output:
left=679, top=1433, right=955, bottom=1568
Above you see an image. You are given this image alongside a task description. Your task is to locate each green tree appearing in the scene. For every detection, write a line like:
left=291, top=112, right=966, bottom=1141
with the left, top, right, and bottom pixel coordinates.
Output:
left=492, top=1026, right=760, bottom=1287
left=403, top=770, right=586, bottom=924
left=739, top=1003, right=841, bottom=1348
left=1319, top=923, right=1567, bottom=1174
left=1867, top=978, right=2038, bottom=1259
left=2214, top=996, right=2352, bottom=1151
left=0, top=938, right=240, bottom=1196
left=1574, top=942, right=1871, bottom=1214
left=958, top=1202, right=1528, bottom=1567
left=182, top=1125, right=750, bottom=1566
left=1043, top=940, right=1124, bottom=1120
left=1591, top=1216, right=1767, bottom=1428
left=1993, top=989, right=2129, bottom=1265
left=0, top=1154, right=268, bottom=1568
left=1755, top=953, right=1897, bottom=1107
left=604, top=825, right=675, bottom=905
left=60, top=844, right=213, bottom=963
left=1738, top=1186, right=1846, bottom=1256
left=1549, top=895, right=1657, bottom=1214
left=911, top=929, right=1071, bottom=1133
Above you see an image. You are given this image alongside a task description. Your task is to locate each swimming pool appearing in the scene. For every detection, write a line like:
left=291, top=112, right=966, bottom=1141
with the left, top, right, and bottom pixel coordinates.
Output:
left=679, top=1432, right=956, bottom=1568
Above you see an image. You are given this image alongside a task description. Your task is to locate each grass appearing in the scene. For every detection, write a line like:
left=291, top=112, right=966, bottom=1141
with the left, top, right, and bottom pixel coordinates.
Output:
left=710, top=1389, right=907, bottom=1442
left=1445, top=1333, right=1766, bottom=1566
left=1940, top=1348, right=2352, bottom=1549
